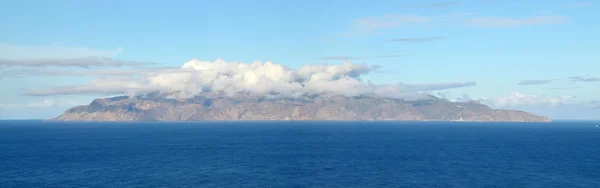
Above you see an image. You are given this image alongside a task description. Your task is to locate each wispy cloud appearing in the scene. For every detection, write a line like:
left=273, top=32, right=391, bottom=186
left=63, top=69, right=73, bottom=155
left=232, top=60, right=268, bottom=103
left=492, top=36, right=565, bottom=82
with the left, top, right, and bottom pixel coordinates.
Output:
left=518, top=76, right=599, bottom=86
left=490, top=92, right=576, bottom=107
left=370, top=55, right=410, bottom=58
left=406, top=82, right=476, bottom=91
left=565, top=2, right=594, bottom=8
left=589, top=101, right=600, bottom=109
left=1, top=66, right=187, bottom=77
left=466, top=15, right=568, bottom=27
left=353, top=14, right=432, bottom=31
left=545, top=86, right=583, bottom=90
left=0, top=43, right=123, bottom=59
left=517, top=79, right=552, bottom=86
left=569, top=76, right=600, bottom=82
left=26, top=84, right=154, bottom=97
left=0, top=100, right=83, bottom=109
left=338, top=13, right=567, bottom=37
left=388, top=36, right=446, bottom=42
left=318, top=56, right=362, bottom=61
left=0, top=57, right=155, bottom=69
left=318, top=55, right=409, bottom=61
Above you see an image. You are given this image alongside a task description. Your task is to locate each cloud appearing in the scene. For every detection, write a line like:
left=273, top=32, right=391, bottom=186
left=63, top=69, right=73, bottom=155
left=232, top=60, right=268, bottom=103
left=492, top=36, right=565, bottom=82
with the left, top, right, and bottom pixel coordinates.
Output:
left=1, top=66, right=186, bottom=77
left=353, top=14, right=432, bottom=31
left=405, top=82, right=476, bottom=92
left=0, top=57, right=155, bottom=69
left=318, top=56, right=362, bottom=61
left=566, top=2, right=594, bottom=8
left=0, top=43, right=123, bottom=59
left=568, top=76, right=600, bottom=82
left=545, top=86, right=583, bottom=90
left=26, top=59, right=475, bottom=99
left=371, top=55, right=410, bottom=58
left=439, top=92, right=599, bottom=115
left=516, top=76, right=599, bottom=86
left=337, top=13, right=567, bottom=37
left=0, top=100, right=82, bottom=109
left=318, top=55, right=408, bottom=61
left=466, top=15, right=567, bottom=27
left=27, top=84, right=155, bottom=97
left=388, top=36, right=446, bottom=42
left=478, top=92, right=600, bottom=119
left=589, top=101, right=600, bottom=109
left=455, top=94, right=475, bottom=102
left=517, top=79, right=552, bottom=86
left=490, top=92, right=576, bottom=107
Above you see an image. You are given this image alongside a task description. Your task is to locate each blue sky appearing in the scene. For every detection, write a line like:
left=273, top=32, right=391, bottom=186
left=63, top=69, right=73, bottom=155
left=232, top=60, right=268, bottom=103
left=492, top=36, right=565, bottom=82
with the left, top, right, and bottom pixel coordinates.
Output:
left=1, top=0, right=599, bottom=119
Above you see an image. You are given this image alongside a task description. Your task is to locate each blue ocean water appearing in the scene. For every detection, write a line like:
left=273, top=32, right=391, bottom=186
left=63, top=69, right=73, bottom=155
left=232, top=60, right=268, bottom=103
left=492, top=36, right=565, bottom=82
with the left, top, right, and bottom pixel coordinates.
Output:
left=1, top=121, right=599, bottom=187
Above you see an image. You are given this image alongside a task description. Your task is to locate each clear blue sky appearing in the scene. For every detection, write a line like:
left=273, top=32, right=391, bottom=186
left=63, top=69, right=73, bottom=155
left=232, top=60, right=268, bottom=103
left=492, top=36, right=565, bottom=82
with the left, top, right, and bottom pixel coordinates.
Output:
left=1, top=0, right=599, bottom=119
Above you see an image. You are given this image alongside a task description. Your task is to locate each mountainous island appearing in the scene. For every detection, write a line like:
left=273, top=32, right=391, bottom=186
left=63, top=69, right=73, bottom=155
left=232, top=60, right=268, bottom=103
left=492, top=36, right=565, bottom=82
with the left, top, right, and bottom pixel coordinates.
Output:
left=51, top=92, right=551, bottom=122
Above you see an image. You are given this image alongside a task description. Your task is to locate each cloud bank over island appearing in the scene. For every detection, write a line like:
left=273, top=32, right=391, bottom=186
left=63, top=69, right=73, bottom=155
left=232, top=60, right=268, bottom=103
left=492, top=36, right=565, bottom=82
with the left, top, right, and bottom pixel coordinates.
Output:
left=26, top=59, right=476, bottom=100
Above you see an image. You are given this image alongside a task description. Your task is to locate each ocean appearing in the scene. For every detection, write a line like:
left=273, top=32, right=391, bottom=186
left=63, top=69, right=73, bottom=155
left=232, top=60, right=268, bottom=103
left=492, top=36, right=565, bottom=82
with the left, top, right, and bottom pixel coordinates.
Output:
left=1, top=121, right=599, bottom=187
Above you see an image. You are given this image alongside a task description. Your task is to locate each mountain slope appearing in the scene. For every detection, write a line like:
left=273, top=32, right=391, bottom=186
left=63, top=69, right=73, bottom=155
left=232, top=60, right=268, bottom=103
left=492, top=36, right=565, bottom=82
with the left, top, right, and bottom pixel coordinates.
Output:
left=51, top=92, right=551, bottom=122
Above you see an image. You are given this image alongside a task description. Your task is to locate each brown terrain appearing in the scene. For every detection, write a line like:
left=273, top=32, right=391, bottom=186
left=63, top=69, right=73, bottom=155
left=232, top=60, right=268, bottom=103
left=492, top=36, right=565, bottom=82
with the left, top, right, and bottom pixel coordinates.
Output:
left=51, top=92, right=551, bottom=122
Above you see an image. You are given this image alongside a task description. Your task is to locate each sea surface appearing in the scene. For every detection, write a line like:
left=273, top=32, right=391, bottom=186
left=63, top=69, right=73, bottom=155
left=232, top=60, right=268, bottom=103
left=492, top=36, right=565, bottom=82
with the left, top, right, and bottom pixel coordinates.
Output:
left=1, top=120, right=599, bottom=188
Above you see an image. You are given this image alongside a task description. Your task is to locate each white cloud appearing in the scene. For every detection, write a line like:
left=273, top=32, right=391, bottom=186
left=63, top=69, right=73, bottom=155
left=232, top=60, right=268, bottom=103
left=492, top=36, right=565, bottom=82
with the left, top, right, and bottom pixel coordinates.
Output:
left=470, top=92, right=600, bottom=120
left=0, top=43, right=123, bottom=59
left=25, top=59, right=476, bottom=99
left=490, top=92, right=576, bottom=107
left=0, top=100, right=83, bottom=109
left=466, top=15, right=567, bottom=27
left=451, top=92, right=598, bottom=110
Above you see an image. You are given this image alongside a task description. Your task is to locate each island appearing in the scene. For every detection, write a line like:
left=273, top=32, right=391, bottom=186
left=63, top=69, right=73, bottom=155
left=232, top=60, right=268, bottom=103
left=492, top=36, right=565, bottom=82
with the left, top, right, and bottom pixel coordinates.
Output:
left=50, top=92, right=551, bottom=122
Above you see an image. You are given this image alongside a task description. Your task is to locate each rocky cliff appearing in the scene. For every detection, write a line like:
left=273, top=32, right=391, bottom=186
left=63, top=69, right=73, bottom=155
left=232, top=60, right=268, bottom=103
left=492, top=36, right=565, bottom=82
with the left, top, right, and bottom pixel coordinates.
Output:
left=51, top=92, right=551, bottom=122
